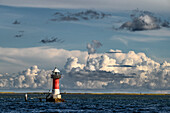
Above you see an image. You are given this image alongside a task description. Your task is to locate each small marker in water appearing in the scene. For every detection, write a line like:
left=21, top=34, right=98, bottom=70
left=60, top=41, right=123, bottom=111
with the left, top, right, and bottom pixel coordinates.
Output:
left=25, top=93, right=28, bottom=102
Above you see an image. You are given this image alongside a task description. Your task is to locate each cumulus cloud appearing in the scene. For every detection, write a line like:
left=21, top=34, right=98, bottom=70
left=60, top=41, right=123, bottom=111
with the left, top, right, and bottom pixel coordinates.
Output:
left=106, top=49, right=122, bottom=53
left=119, top=9, right=170, bottom=31
left=62, top=50, right=170, bottom=91
left=120, top=10, right=161, bottom=31
left=86, top=40, right=102, bottom=55
left=0, top=48, right=170, bottom=92
left=0, top=65, right=52, bottom=89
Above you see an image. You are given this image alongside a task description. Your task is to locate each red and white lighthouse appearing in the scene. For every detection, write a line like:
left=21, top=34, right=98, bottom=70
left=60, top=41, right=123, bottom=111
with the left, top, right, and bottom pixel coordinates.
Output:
left=46, top=67, right=64, bottom=102
left=51, top=67, right=61, bottom=99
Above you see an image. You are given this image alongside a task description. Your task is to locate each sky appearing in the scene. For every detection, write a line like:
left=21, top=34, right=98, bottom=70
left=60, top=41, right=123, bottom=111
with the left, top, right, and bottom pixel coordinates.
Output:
left=0, top=0, right=170, bottom=93
left=0, top=0, right=170, bottom=13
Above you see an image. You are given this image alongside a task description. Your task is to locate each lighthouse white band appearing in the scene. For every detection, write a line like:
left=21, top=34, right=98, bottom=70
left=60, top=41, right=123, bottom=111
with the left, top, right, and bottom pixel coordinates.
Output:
left=53, top=89, right=60, bottom=95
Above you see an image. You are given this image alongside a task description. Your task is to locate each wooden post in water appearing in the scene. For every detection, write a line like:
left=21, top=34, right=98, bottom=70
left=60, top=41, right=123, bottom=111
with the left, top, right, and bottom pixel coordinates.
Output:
left=25, top=93, right=28, bottom=102
left=39, top=98, right=42, bottom=102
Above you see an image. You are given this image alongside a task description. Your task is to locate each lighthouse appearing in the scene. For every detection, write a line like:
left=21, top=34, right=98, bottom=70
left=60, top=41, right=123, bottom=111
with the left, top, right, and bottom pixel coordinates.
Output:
left=46, top=67, right=64, bottom=102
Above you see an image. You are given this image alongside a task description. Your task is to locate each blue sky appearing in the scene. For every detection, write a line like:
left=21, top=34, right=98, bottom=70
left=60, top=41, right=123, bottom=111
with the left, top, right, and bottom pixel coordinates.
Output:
left=0, top=0, right=170, bottom=92
left=0, top=4, right=169, bottom=68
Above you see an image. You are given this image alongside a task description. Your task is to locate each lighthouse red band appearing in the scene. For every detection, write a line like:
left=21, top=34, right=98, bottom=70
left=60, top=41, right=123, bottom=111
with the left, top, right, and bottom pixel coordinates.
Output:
left=53, top=78, right=60, bottom=94
left=53, top=79, right=59, bottom=89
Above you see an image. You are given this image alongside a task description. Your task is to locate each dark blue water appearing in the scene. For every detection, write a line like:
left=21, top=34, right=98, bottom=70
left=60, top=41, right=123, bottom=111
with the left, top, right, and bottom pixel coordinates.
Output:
left=0, top=94, right=170, bottom=112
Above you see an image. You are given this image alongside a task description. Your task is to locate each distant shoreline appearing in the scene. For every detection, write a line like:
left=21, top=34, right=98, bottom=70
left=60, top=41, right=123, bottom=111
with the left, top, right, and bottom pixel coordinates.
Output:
left=0, top=92, right=170, bottom=95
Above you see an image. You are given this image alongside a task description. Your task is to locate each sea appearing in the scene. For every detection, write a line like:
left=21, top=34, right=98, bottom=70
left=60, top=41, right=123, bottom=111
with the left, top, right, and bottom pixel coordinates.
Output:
left=0, top=94, right=170, bottom=113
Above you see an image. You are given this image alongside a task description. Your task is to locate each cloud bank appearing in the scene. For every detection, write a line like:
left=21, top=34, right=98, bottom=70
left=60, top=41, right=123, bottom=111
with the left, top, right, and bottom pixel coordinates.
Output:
left=0, top=48, right=170, bottom=92
left=63, top=51, right=170, bottom=91
left=0, top=65, right=52, bottom=89
left=0, top=46, right=88, bottom=73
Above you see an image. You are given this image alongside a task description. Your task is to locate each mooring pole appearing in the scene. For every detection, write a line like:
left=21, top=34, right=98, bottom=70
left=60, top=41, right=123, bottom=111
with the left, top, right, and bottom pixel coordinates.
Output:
left=25, top=93, right=28, bottom=102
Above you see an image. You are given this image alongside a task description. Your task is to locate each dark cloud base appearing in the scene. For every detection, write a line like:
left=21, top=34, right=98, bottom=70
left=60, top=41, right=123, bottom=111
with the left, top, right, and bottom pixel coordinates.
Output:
left=51, top=10, right=111, bottom=22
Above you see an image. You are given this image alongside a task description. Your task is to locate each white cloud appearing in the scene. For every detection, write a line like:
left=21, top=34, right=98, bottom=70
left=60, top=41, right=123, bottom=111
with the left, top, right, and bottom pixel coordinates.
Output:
left=0, top=46, right=88, bottom=73
left=0, top=65, right=52, bottom=89
left=61, top=50, right=170, bottom=91
left=0, top=0, right=170, bottom=13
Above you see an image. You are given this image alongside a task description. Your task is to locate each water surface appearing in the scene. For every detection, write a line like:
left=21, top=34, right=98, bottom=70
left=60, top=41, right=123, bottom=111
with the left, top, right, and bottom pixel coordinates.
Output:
left=0, top=94, right=170, bottom=112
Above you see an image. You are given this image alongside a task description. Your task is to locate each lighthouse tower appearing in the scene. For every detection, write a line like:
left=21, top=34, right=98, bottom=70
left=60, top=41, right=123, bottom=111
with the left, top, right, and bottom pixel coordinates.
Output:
left=46, top=67, right=64, bottom=102
left=51, top=67, right=61, bottom=99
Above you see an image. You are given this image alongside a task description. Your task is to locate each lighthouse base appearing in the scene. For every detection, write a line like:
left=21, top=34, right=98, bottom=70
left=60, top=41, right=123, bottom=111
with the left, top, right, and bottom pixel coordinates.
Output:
left=46, top=94, right=64, bottom=102
left=46, top=97, right=65, bottom=102
left=53, top=94, right=61, bottom=99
